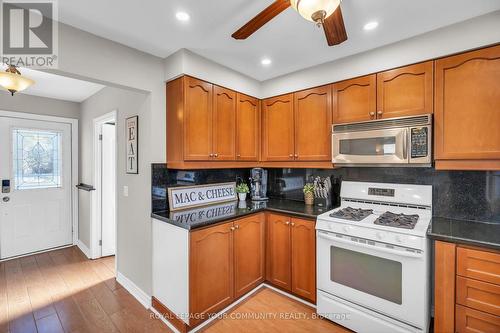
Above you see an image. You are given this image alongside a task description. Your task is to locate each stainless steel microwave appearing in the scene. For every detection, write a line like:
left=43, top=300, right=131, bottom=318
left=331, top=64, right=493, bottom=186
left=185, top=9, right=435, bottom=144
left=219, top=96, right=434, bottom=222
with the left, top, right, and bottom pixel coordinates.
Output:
left=332, top=114, right=432, bottom=166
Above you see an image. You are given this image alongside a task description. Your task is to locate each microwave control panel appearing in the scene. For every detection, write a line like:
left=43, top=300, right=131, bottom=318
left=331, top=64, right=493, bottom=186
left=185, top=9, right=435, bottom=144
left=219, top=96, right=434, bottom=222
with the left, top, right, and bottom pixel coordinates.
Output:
left=410, top=127, right=428, bottom=158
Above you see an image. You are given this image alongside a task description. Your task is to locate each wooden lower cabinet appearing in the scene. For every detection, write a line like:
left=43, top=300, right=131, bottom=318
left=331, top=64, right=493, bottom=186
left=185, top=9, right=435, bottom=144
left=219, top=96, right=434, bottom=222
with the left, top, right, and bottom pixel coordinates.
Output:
left=234, top=213, right=266, bottom=298
left=267, top=213, right=316, bottom=303
left=291, top=217, right=316, bottom=303
left=435, top=241, right=500, bottom=333
left=189, top=221, right=234, bottom=326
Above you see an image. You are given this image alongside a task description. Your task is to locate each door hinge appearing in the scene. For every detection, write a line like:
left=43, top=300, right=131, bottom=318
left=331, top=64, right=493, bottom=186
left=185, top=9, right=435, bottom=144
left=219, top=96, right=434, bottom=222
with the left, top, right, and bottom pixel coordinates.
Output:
left=99, top=134, right=103, bottom=140
left=99, top=240, right=102, bottom=246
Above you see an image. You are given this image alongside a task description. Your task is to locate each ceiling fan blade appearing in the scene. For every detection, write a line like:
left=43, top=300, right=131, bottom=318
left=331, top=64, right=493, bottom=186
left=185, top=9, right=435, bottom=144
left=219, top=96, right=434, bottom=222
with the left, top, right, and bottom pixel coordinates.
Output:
left=232, top=0, right=290, bottom=40
left=323, top=6, right=348, bottom=46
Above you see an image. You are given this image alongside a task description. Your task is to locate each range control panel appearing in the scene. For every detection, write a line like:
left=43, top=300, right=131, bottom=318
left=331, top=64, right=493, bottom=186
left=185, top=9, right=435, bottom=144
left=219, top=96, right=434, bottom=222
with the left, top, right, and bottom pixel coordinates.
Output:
left=410, top=127, right=429, bottom=158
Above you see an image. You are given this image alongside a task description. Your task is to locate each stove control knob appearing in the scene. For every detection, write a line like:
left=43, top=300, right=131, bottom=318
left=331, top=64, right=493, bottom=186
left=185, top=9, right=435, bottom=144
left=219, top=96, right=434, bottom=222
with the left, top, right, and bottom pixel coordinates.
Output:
left=376, top=232, right=385, bottom=240
left=342, top=226, right=351, bottom=233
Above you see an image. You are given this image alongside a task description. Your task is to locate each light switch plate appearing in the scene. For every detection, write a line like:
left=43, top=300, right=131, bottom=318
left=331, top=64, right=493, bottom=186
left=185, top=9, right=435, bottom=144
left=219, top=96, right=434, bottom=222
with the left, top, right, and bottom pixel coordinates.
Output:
left=123, top=186, right=129, bottom=197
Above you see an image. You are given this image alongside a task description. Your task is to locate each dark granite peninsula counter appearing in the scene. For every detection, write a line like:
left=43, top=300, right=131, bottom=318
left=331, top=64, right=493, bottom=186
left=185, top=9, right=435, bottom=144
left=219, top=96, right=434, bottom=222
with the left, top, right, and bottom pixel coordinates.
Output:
left=151, top=198, right=330, bottom=230
left=428, top=217, right=500, bottom=251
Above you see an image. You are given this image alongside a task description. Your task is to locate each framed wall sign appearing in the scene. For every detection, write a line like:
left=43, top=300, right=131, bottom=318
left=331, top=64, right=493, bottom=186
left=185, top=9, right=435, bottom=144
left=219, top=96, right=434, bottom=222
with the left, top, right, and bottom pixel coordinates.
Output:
left=126, top=115, right=138, bottom=174
left=168, top=182, right=237, bottom=211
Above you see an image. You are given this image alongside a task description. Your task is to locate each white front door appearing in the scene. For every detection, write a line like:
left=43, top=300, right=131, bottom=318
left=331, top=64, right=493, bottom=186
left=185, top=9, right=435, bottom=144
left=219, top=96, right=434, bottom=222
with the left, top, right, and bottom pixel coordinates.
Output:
left=0, top=116, right=72, bottom=259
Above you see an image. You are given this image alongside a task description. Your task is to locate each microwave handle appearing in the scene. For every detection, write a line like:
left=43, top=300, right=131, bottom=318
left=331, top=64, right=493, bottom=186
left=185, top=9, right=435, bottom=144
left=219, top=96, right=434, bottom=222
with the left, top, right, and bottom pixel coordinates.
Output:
left=403, top=128, right=408, bottom=160
left=317, top=231, right=423, bottom=258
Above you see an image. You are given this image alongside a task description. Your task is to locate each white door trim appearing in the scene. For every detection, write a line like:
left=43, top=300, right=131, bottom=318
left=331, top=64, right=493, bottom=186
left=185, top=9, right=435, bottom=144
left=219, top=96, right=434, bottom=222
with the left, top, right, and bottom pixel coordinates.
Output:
left=91, top=110, right=118, bottom=260
left=0, top=110, right=79, bottom=246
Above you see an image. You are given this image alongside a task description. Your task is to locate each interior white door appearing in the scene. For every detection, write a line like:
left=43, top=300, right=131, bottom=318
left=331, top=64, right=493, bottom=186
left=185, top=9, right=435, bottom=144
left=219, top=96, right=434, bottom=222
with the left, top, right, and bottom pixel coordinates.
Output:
left=0, top=116, right=72, bottom=259
left=101, top=123, right=116, bottom=257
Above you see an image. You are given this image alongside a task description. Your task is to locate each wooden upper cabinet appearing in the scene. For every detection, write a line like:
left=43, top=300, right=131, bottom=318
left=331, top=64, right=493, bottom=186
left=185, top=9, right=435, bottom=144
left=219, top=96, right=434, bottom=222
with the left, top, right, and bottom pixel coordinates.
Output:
left=435, top=45, right=500, bottom=169
left=294, top=86, right=332, bottom=161
left=262, top=94, right=295, bottom=161
left=332, top=74, right=376, bottom=123
left=212, top=86, right=236, bottom=160
left=184, top=77, right=213, bottom=161
left=189, top=222, right=234, bottom=326
left=236, top=93, right=260, bottom=161
left=376, top=61, right=433, bottom=119
left=233, top=214, right=265, bottom=298
left=291, top=218, right=316, bottom=303
left=266, top=213, right=291, bottom=291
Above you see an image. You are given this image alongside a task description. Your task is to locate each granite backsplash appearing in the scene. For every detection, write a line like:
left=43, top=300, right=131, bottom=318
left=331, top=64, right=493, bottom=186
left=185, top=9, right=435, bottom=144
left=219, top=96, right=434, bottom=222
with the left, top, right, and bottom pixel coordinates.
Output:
left=152, top=164, right=500, bottom=223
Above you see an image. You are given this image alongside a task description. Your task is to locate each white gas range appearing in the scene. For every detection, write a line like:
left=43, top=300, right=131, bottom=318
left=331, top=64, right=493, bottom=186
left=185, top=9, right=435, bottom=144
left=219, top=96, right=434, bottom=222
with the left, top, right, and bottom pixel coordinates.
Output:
left=316, top=181, right=432, bottom=333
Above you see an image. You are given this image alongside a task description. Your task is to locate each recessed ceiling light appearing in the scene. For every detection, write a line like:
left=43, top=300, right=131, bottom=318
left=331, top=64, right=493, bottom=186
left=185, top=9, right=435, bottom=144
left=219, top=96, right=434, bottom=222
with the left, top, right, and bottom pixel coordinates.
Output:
left=363, top=21, right=379, bottom=31
left=261, top=58, right=272, bottom=66
left=176, top=11, right=190, bottom=22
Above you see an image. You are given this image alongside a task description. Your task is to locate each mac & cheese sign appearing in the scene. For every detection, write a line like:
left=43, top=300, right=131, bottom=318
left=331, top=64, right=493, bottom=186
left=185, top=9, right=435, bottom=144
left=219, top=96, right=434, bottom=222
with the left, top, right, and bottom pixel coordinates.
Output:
left=167, top=182, right=237, bottom=211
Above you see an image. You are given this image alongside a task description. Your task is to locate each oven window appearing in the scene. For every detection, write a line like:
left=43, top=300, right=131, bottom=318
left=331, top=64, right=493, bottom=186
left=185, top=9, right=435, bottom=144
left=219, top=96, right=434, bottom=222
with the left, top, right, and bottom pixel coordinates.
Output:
left=339, top=137, right=396, bottom=155
left=331, top=246, right=402, bottom=304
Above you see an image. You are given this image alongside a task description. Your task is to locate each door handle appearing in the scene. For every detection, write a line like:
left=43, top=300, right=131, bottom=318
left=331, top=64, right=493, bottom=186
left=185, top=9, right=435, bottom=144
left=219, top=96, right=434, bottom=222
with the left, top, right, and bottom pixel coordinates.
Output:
left=2, top=197, right=10, bottom=202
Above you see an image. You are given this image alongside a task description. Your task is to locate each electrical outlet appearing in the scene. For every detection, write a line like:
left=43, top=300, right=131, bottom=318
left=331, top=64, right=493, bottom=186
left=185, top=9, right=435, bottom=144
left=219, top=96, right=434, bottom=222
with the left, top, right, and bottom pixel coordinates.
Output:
left=123, top=185, right=129, bottom=197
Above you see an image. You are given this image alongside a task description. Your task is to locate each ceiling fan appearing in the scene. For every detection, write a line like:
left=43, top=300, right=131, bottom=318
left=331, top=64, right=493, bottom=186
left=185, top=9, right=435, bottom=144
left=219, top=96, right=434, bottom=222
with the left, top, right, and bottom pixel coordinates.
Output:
left=232, top=0, right=347, bottom=46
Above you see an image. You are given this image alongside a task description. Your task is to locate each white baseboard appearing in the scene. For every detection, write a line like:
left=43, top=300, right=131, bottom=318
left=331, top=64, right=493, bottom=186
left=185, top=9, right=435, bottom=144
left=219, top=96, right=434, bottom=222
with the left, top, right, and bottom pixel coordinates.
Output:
left=76, top=240, right=91, bottom=259
left=116, top=271, right=152, bottom=309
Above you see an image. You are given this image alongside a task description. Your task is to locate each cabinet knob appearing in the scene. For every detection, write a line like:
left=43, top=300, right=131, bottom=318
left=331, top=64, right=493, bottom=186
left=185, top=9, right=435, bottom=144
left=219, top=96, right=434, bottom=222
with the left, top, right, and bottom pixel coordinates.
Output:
left=209, top=153, right=214, bottom=157
left=291, top=222, right=295, bottom=227
left=369, top=112, right=375, bottom=118
left=285, top=221, right=290, bottom=225
left=214, top=153, right=218, bottom=157
left=235, top=225, right=239, bottom=229
left=236, top=154, right=241, bottom=158
left=377, top=110, right=383, bottom=116
left=294, top=154, right=298, bottom=158
left=230, top=226, right=235, bottom=231
left=289, top=154, right=293, bottom=158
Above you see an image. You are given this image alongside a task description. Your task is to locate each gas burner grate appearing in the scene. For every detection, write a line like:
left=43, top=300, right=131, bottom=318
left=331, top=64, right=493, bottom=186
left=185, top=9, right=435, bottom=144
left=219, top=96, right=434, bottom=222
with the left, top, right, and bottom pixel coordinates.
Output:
left=329, top=207, right=373, bottom=221
left=374, top=211, right=419, bottom=229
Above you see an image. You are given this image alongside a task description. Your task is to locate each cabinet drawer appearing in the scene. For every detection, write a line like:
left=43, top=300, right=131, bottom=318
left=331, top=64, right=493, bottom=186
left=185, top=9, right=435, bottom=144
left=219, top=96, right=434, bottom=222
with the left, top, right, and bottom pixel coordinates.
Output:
left=457, top=247, right=500, bottom=285
left=457, top=276, right=500, bottom=316
left=456, top=305, right=500, bottom=333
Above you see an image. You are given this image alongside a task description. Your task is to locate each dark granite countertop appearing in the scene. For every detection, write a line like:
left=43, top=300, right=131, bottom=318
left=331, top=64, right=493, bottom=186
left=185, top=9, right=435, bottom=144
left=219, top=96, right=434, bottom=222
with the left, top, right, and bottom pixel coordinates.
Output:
left=151, top=198, right=332, bottom=230
left=428, top=217, right=500, bottom=251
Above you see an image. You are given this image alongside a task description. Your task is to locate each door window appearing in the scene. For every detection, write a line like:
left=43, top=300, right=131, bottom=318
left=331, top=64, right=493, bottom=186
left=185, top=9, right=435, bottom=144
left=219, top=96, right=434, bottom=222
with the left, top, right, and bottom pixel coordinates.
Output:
left=330, top=246, right=402, bottom=304
left=12, top=128, right=62, bottom=190
left=339, top=136, right=396, bottom=155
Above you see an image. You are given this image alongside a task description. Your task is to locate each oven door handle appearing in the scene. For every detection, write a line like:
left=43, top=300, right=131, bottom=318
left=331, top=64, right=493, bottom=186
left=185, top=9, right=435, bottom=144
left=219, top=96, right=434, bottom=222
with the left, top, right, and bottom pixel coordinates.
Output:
left=318, top=231, right=423, bottom=258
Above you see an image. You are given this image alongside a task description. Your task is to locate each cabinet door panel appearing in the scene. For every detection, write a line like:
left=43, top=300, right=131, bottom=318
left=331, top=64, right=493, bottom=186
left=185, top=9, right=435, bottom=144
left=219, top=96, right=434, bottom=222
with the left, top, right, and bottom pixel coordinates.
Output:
left=435, top=45, right=500, bottom=160
left=266, top=213, right=291, bottom=290
left=236, top=94, right=260, bottom=161
left=184, top=77, right=213, bottom=161
left=213, top=86, right=236, bottom=160
left=189, top=222, right=234, bottom=325
left=234, top=213, right=265, bottom=298
left=294, top=85, right=332, bottom=161
left=456, top=305, right=500, bottom=333
left=262, top=95, right=295, bottom=161
left=376, top=61, right=433, bottom=119
left=332, top=75, right=376, bottom=123
left=291, top=218, right=316, bottom=303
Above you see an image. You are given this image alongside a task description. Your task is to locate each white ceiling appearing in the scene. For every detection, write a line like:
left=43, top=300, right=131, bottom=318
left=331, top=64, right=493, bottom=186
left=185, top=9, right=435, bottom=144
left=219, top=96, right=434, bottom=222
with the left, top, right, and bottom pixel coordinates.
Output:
left=58, top=0, right=500, bottom=81
left=0, top=65, right=105, bottom=102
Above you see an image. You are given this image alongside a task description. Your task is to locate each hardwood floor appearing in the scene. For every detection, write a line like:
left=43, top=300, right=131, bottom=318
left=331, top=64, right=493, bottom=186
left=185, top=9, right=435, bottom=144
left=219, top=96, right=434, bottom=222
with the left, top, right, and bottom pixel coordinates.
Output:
left=0, top=246, right=170, bottom=333
left=202, top=288, right=351, bottom=333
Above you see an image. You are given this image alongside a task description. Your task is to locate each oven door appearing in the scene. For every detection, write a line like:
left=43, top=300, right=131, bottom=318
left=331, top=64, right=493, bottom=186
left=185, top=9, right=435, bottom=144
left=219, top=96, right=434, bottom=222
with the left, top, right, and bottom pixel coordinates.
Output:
left=332, top=128, right=408, bottom=165
left=317, top=231, right=427, bottom=328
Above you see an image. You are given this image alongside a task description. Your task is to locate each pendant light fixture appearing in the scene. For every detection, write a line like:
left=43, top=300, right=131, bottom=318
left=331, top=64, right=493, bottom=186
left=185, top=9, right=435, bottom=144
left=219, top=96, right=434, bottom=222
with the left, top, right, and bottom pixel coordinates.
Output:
left=0, top=65, right=35, bottom=96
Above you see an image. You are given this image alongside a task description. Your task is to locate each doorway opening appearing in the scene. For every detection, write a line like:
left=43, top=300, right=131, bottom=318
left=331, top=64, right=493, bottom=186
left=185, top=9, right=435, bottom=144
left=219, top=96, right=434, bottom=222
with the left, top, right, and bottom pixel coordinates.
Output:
left=92, top=111, right=117, bottom=259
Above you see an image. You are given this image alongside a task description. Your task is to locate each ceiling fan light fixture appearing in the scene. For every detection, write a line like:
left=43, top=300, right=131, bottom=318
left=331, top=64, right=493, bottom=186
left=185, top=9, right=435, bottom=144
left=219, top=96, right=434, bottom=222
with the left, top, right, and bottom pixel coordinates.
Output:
left=290, top=0, right=341, bottom=23
left=0, top=65, right=35, bottom=96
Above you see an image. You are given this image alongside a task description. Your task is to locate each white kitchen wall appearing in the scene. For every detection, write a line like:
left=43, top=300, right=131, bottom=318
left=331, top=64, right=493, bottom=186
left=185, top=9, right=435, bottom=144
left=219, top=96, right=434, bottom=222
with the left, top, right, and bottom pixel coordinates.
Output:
left=0, top=91, right=80, bottom=118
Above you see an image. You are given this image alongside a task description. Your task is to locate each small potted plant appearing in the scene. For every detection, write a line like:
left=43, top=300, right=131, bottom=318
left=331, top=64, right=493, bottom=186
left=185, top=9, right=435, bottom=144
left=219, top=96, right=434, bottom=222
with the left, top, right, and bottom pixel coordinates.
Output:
left=236, top=183, right=250, bottom=201
left=303, top=183, right=315, bottom=205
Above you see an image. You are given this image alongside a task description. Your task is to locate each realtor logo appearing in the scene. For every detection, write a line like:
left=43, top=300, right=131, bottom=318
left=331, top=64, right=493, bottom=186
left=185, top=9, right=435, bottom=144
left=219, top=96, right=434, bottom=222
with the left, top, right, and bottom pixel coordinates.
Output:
left=1, top=0, right=58, bottom=68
